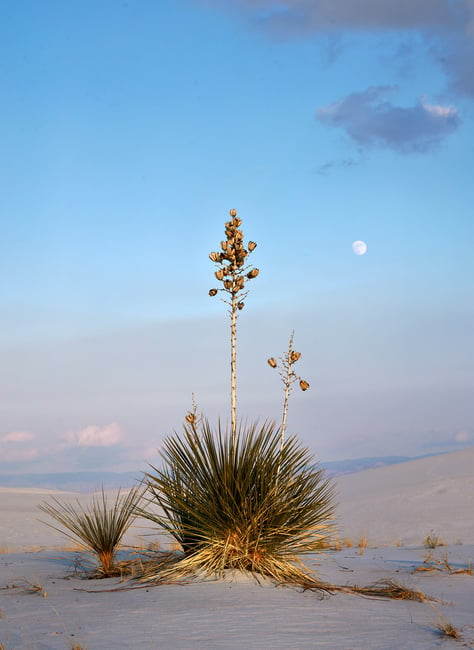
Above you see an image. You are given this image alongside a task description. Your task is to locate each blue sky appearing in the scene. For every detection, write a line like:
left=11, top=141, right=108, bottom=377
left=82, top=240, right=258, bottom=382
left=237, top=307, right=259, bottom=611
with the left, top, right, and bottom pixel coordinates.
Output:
left=1, top=0, right=473, bottom=474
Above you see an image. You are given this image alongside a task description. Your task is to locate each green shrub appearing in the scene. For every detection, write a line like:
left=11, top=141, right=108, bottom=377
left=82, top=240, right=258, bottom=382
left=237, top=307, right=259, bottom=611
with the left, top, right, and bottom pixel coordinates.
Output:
left=38, top=486, right=142, bottom=576
left=139, top=420, right=335, bottom=584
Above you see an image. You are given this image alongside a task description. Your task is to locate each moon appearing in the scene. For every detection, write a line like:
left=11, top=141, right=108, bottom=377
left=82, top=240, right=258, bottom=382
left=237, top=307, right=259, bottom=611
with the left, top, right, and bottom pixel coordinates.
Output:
left=352, top=240, right=367, bottom=256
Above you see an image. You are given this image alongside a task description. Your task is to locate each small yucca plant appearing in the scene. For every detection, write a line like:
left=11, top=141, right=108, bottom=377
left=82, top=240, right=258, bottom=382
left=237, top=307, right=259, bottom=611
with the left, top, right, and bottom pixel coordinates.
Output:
left=38, top=486, right=142, bottom=576
left=139, top=420, right=335, bottom=584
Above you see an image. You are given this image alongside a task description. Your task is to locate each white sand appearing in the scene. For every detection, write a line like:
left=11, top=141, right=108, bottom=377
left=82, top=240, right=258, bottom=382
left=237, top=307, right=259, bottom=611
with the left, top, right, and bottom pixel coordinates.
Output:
left=336, top=445, right=474, bottom=546
left=1, top=448, right=474, bottom=649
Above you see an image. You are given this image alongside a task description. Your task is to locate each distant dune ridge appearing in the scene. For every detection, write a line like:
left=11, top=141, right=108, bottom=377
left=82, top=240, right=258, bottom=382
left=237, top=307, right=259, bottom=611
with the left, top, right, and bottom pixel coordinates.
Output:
left=1, top=445, right=473, bottom=550
left=0, top=451, right=449, bottom=490
left=0, top=470, right=141, bottom=492
left=336, top=445, right=474, bottom=545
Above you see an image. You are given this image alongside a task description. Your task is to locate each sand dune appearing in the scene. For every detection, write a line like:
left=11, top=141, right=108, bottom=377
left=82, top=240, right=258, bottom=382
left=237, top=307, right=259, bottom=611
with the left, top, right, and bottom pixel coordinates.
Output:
left=336, top=445, right=474, bottom=546
left=1, top=447, right=473, bottom=649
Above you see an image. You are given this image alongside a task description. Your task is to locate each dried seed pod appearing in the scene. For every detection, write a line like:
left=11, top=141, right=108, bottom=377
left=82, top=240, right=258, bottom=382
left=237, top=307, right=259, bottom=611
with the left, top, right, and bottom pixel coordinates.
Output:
left=209, top=252, right=221, bottom=262
left=247, top=268, right=259, bottom=279
left=229, top=209, right=237, bottom=217
left=209, top=288, right=218, bottom=296
left=221, top=241, right=228, bottom=251
left=233, top=218, right=242, bottom=227
left=290, top=351, right=301, bottom=363
left=267, top=357, right=277, bottom=368
left=224, top=279, right=232, bottom=290
left=237, top=301, right=245, bottom=310
left=299, top=380, right=310, bottom=391
left=185, top=413, right=196, bottom=424
left=215, top=269, right=225, bottom=281
left=248, top=241, right=257, bottom=251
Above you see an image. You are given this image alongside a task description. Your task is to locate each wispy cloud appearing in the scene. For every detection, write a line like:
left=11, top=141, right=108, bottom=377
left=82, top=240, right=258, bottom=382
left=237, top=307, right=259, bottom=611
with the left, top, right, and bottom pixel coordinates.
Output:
left=417, top=427, right=474, bottom=451
left=316, top=86, right=460, bottom=153
left=316, top=157, right=361, bottom=175
left=0, top=447, right=39, bottom=463
left=0, top=431, right=39, bottom=464
left=200, top=0, right=474, bottom=98
left=0, top=431, right=36, bottom=443
left=453, top=429, right=473, bottom=444
left=219, top=0, right=466, bottom=35
left=431, top=34, right=474, bottom=98
left=0, top=423, right=153, bottom=473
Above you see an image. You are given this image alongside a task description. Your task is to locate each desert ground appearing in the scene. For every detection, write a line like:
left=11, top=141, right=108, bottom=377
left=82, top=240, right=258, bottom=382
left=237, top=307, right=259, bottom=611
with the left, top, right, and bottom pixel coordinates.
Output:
left=1, top=446, right=474, bottom=649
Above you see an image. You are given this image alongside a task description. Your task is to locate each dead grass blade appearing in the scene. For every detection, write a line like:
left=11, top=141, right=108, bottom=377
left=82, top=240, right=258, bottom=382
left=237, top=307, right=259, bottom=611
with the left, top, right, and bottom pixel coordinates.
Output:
left=348, top=579, right=430, bottom=602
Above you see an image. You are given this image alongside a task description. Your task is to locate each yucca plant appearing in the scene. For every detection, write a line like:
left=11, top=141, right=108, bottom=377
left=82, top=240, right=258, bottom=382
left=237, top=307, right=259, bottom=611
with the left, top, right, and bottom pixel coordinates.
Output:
left=137, top=208, right=335, bottom=586
left=139, top=420, right=335, bottom=584
left=38, top=486, right=143, bottom=576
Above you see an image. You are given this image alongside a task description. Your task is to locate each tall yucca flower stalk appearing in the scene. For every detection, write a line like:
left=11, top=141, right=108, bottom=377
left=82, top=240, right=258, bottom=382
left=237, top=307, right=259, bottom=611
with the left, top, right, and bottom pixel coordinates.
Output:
left=268, top=331, right=310, bottom=453
left=208, top=209, right=258, bottom=444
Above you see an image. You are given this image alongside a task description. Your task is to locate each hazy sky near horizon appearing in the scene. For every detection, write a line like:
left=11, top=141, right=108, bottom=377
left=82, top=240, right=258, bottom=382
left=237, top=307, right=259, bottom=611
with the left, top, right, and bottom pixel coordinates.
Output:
left=1, top=0, right=473, bottom=474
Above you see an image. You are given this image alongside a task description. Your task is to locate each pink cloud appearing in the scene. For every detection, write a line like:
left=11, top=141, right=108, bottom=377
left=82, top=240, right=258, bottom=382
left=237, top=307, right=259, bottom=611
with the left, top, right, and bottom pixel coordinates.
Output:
left=454, top=429, right=472, bottom=443
left=64, top=423, right=123, bottom=448
left=0, top=431, right=36, bottom=443
left=1, top=447, right=39, bottom=462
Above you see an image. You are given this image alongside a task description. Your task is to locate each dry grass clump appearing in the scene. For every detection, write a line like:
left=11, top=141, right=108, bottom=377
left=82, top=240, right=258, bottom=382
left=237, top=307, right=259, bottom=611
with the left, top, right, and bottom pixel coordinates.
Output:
left=297, top=578, right=432, bottom=603
left=436, top=621, right=461, bottom=639
left=436, top=619, right=461, bottom=640
left=430, top=606, right=463, bottom=641
left=0, top=544, right=16, bottom=554
left=137, top=420, right=335, bottom=586
left=357, top=535, right=369, bottom=555
left=417, top=549, right=473, bottom=576
left=1, top=578, right=47, bottom=597
left=351, top=579, right=428, bottom=602
left=450, top=562, right=473, bottom=575
left=423, top=530, right=445, bottom=549
left=38, top=486, right=143, bottom=577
